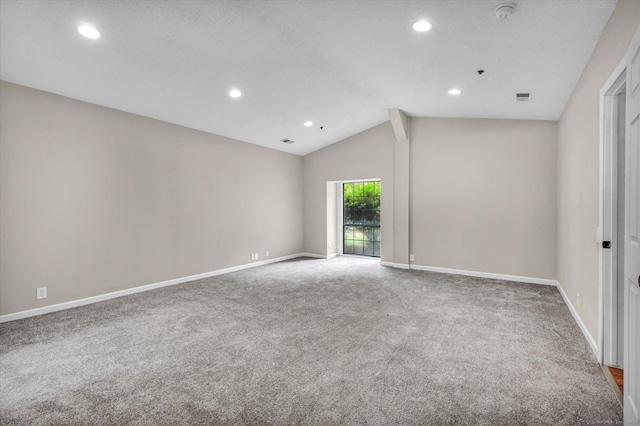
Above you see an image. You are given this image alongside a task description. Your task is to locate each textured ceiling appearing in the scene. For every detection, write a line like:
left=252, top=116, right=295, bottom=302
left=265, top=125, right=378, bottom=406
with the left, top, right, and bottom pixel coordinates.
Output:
left=0, top=0, right=617, bottom=155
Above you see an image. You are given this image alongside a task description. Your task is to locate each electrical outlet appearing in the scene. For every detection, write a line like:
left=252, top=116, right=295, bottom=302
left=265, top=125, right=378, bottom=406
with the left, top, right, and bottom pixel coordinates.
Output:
left=266, top=251, right=270, bottom=257
left=328, top=242, right=332, bottom=248
left=251, top=254, right=255, bottom=260
left=255, top=253, right=259, bottom=260
left=577, top=294, right=580, bottom=307
left=410, top=254, right=415, bottom=262
left=36, top=287, right=47, bottom=300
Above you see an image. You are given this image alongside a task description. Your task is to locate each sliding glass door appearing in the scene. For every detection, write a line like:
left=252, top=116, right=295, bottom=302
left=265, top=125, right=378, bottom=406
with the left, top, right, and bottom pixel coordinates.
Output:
left=343, top=181, right=380, bottom=257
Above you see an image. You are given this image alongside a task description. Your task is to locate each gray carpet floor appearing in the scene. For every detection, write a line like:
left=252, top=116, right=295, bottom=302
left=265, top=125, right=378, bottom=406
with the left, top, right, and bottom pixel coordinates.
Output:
left=1, top=257, right=622, bottom=425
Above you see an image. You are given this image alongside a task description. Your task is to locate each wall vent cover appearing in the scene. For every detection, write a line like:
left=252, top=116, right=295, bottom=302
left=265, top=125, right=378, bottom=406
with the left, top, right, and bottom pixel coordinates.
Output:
left=280, top=138, right=295, bottom=144
left=516, top=93, right=531, bottom=102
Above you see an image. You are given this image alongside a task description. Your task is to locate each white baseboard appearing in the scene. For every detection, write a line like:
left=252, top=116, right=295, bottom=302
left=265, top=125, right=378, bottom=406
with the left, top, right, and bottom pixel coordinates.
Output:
left=396, top=263, right=598, bottom=360
left=0, top=253, right=305, bottom=323
left=380, top=261, right=410, bottom=269
left=409, top=264, right=558, bottom=286
left=300, top=252, right=328, bottom=259
left=555, top=281, right=600, bottom=361
left=327, top=253, right=338, bottom=259
left=1, top=255, right=601, bottom=366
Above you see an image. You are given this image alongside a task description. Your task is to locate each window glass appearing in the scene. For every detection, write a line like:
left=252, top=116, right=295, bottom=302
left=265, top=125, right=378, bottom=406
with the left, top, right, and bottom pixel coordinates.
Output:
left=343, top=181, right=380, bottom=258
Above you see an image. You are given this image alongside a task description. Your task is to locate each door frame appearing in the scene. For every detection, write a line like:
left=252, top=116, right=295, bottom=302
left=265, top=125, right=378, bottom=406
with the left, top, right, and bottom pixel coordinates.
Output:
left=623, top=24, right=640, bottom=423
left=599, top=57, right=627, bottom=366
left=335, top=178, right=381, bottom=258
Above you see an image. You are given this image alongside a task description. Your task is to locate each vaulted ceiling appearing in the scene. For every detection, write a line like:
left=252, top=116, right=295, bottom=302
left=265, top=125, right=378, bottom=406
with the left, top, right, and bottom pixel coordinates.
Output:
left=0, top=0, right=617, bottom=155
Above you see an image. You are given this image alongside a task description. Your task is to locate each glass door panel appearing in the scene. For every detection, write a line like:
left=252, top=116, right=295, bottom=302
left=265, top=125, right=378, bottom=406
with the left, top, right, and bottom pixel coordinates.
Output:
left=343, top=181, right=380, bottom=258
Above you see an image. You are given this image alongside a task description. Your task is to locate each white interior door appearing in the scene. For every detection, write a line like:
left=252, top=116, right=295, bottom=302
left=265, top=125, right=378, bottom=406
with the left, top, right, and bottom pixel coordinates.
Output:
left=624, top=23, right=640, bottom=425
left=602, top=66, right=627, bottom=367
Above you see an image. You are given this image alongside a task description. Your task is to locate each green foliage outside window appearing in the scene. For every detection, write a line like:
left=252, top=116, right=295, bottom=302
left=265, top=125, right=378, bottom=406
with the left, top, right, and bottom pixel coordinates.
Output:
left=343, top=181, right=380, bottom=257
left=343, top=181, right=381, bottom=224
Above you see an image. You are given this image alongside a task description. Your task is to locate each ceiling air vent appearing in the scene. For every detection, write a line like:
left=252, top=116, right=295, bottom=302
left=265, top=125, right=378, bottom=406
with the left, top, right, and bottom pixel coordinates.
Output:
left=280, top=138, right=295, bottom=144
left=516, top=92, right=531, bottom=102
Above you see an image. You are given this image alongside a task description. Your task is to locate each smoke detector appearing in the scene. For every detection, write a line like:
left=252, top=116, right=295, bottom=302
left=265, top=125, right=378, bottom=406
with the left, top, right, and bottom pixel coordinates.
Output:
left=280, top=138, right=295, bottom=144
left=495, top=3, right=515, bottom=19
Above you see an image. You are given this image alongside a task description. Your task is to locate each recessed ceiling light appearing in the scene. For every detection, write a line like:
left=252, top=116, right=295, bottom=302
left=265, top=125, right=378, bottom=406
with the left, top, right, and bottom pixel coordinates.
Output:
left=304, top=121, right=313, bottom=127
left=78, top=25, right=100, bottom=39
left=448, top=88, right=462, bottom=95
left=413, top=20, right=432, bottom=32
left=229, top=89, right=242, bottom=98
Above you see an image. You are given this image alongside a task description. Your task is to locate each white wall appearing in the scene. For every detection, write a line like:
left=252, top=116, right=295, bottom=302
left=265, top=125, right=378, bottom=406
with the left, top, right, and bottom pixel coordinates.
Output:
left=0, top=81, right=304, bottom=316
left=303, top=122, right=395, bottom=261
left=326, top=182, right=337, bottom=257
left=303, top=116, right=557, bottom=281
left=410, top=118, right=557, bottom=279
left=557, top=1, right=640, bottom=341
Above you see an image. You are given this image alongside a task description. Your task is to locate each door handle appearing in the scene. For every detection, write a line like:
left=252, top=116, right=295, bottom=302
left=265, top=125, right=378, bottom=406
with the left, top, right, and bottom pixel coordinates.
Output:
left=602, top=241, right=611, bottom=249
